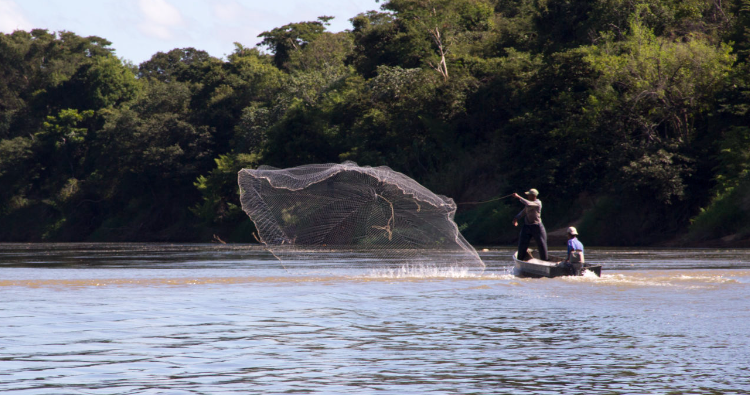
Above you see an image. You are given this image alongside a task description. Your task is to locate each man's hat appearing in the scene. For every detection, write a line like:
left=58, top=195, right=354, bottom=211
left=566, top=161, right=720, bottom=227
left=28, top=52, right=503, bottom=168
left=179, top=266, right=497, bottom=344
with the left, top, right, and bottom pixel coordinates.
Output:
left=525, top=188, right=539, bottom=196
left=567, top=226, right=579, bottom=236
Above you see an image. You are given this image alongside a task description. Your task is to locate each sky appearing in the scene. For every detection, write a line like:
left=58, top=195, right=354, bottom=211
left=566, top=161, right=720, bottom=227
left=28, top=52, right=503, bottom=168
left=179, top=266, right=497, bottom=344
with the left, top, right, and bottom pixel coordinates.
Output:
left=0, top=0, right=381, bottom=65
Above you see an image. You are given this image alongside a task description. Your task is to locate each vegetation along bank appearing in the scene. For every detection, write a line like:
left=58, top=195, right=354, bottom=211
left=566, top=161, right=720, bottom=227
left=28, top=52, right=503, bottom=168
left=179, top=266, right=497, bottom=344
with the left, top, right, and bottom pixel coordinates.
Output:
left=1, top=0, right=750, bottom=246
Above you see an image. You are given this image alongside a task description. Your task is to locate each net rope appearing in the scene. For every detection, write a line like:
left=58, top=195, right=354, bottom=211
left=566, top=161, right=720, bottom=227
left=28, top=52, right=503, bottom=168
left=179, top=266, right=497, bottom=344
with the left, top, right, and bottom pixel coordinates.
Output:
left=238, top=161, right=484, bottom=271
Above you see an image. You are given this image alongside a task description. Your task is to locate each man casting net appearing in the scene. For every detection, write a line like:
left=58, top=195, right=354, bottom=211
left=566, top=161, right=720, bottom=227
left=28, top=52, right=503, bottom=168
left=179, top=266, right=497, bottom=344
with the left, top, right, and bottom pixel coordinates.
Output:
left=238, top=161, right=484, bottom=273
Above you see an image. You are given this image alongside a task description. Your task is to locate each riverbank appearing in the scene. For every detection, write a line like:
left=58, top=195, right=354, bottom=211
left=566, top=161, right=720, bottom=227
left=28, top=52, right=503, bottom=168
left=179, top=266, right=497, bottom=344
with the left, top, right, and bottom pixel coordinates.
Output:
left=544, top=225, right=750, bottom=249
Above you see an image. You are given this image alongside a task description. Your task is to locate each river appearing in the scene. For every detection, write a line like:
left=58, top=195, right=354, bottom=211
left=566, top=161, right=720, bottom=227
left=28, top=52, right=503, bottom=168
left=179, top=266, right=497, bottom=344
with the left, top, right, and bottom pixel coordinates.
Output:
left=1, top=243, right=749, bottom=394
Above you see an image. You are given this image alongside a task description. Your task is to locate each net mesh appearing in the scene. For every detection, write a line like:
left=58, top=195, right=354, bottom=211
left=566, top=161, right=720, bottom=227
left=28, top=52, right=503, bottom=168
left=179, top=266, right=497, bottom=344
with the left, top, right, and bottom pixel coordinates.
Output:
left=238, top=161, right=484, bottom=272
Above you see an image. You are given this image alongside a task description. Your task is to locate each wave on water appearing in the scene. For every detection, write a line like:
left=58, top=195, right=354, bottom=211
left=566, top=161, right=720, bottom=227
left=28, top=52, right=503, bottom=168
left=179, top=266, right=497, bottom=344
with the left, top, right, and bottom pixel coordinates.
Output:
left=564, top=271, right=745, bottom=289
left=362, top=264, right=516, bottom=279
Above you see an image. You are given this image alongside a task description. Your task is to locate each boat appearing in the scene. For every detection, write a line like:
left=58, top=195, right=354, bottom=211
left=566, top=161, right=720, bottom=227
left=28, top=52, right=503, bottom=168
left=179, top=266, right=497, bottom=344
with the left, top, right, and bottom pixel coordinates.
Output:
left=512, top=250, right=602, bottom=278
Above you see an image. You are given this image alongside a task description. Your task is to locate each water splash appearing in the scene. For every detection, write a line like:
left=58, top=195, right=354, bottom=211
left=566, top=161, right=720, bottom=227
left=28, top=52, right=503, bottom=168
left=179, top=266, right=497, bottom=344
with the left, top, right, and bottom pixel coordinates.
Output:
left=365, top=264, right=480, bottom=279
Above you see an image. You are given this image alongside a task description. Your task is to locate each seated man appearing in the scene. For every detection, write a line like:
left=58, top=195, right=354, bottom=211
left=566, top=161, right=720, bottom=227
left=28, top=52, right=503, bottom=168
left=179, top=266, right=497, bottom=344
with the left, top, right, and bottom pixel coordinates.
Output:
left=562, top=226, right=584, bottom=275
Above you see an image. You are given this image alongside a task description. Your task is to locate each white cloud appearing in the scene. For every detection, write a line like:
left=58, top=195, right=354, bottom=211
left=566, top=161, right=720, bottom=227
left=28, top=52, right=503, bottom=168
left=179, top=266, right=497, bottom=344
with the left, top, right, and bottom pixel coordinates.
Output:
left=213, top=1, right=245, bottom=23
left=137, top=0, right=184, bottom=40
left=138, top=23, right=175, bottom=40
left=0, top=0, right=33, bottom=33
left=210, top=1, right=277, bottom=51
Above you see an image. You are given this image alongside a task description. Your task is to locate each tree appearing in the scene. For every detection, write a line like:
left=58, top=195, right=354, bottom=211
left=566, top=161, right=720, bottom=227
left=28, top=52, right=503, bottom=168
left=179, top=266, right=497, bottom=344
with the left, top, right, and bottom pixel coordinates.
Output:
left=0, top=136, right=33, bottom=214
left=188, top=45, right=286, bottom=155
left=377, top=0, right=495, bottom=80
left=257, top=16, right=334, bottom=70
left=582, top=20, right=735, bottom=201
left=191, top=153, right=260, bottom=225
left=138, top=47, right=211, bottom=82
left=0, top=29, right=115, bottom=139
left=38, top=108, right=94, bottom=178
left=349, top=11, right=399, bottom=77
left=44, top=55, right=140, bottom=112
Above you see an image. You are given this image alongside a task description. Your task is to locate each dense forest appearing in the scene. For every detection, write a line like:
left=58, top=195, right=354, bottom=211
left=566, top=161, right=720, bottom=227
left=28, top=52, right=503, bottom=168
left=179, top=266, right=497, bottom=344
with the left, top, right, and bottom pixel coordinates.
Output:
left=1, top=0, right=750, bottom=246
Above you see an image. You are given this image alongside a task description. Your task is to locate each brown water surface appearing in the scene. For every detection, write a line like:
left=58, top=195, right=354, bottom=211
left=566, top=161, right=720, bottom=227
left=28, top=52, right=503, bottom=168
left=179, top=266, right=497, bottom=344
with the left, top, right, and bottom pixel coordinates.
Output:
left=1, top=243, right=749, bottom=394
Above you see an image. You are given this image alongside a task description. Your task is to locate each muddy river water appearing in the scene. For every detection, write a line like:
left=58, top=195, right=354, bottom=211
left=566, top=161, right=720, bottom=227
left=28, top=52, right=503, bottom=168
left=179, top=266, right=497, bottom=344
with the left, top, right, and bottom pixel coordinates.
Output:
left=1, top=243, right=749, bottom=394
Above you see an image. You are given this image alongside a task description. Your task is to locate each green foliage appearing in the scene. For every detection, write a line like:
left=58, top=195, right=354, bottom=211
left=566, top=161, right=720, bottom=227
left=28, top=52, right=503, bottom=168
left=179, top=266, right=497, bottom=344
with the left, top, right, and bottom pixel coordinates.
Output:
left=0, top=136, right=34, bottom=215
left=138, top=47, right=211, bottom=82
left=1, top=1, right=750, bottom=244
left=584, top=21, right=734, bottom=144
left=191, top=153, right=260, bottom=224
left=98, top=91, right=213, bottom=181
left=712, top=61, right=750, bottom=196
left=77, top=56, right=140, bottom=109
left=376, top=0, right=496, bottom=81
left=41, top=108, right=93, bottom=146
left=726, top=0, right=750, bottom=62
left=713, top=126, right=750, bottom=192
left=581, top=20, right=735, bottom=203
left=287, top=32, right=354, bottom=72
left=688, top=174, right=750, bottom=241
left=257, top=17, right=333, bottom=70
left=0, top=136, right=33, bottom=178
left=620, top=149, right=692, bottom=202
left=0, top=29, right=114, bottom=139
left=349, top=11, right=399, bottom=77
left=456, top=200, right=517, bottom=245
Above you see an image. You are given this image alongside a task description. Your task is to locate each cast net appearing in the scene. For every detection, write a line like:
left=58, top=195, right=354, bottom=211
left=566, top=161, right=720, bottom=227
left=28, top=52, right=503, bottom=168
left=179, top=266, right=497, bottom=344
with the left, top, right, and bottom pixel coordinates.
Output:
left=238, top=161, right=484, bottom=273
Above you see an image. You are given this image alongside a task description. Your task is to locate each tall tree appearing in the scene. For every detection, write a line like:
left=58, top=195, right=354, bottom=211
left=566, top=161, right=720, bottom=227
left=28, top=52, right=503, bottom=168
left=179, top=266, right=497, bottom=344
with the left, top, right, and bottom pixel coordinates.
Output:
left=257, top=16, right=334, bottom=70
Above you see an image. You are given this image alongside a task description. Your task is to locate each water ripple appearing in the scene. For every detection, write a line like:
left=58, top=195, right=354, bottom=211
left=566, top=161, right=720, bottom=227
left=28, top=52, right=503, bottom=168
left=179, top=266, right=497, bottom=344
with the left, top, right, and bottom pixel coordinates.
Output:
left=1, top=245, right=750, bottom=394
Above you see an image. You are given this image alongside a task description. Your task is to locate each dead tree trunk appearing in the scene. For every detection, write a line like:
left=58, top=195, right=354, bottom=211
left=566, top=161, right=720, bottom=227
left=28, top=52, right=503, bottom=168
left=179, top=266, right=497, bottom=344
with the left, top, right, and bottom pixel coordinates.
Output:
left=428, top=26, right=449, bottom=81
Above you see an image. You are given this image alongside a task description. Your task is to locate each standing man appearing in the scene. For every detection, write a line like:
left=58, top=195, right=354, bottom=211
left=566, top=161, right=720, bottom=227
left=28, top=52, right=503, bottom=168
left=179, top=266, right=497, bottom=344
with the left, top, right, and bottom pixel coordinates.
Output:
left=512, top=188, right=548, bottom=261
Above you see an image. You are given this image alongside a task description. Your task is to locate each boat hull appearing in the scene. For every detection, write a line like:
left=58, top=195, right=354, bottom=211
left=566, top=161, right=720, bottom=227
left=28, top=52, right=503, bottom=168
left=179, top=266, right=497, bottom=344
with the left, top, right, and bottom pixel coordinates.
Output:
left=513, top=252, right=602, bottom=278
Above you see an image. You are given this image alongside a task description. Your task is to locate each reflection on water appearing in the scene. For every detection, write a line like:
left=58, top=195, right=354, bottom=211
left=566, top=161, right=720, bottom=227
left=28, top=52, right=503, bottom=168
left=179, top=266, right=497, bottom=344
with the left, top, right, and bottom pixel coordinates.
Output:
left=1, top=243, right=749, bottom=394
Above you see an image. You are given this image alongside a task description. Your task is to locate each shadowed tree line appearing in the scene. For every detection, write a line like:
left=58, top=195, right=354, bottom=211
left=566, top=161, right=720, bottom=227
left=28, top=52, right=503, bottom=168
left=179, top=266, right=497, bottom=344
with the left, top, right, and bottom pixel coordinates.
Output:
left=1, top=0, right=750, bottom=245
